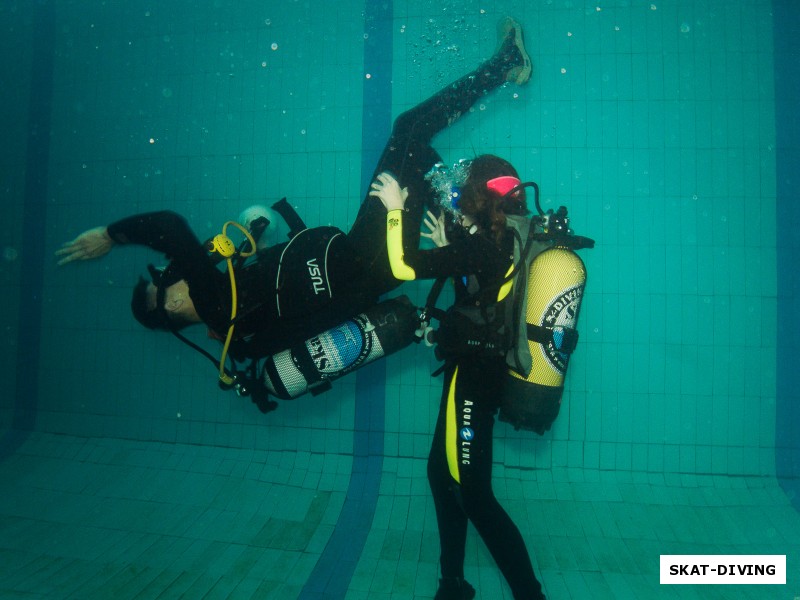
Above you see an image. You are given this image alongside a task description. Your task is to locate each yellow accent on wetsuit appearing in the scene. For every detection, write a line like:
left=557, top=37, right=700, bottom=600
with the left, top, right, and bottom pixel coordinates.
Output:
left=386, top=209, right=416, bottom=280
left=497, top=263, right=514, bottom=302
left=445, top=365, right=461, bottom=484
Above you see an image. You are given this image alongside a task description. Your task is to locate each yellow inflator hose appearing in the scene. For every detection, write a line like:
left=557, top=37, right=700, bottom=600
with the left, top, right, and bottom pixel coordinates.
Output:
left=208, top=221, right=257, bottom=386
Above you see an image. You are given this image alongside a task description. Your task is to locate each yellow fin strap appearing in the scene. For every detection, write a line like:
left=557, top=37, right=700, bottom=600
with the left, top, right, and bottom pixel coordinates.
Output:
left=386, top=209, right=416, bottom=281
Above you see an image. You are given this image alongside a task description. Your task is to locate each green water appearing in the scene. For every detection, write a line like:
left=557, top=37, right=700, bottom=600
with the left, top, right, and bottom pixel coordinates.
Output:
left=0, top=1, right=794, bottom=598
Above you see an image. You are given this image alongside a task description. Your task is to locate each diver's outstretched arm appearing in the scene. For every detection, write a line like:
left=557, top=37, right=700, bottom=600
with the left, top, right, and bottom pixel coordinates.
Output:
left=56, top=226, right=114, bottom=265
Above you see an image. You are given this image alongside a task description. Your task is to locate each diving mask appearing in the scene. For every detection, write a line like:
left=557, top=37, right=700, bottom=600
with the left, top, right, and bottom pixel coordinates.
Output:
left=146, top=262, right=184, bottom=320
left=130, top=263, right=183, bottom=331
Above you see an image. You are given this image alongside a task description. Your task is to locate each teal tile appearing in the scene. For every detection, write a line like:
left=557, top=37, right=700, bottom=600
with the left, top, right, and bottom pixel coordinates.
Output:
left=2, top=2, right=793, bottom=599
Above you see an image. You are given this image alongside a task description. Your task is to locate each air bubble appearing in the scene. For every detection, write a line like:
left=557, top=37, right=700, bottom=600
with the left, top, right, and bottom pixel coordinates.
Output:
left=271, top=42, right=278, bottom=50
left=680, top=23, right=690, bottom=33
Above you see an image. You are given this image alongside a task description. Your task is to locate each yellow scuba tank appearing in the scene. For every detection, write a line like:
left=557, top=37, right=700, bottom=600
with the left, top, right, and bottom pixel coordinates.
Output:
left=495, top=184, right=593, bottom=433
left=519, top=246, right=585, bottom=386
left=500, top=244, right=587, bottom=433
left=421, top=175, right=593, bottom=435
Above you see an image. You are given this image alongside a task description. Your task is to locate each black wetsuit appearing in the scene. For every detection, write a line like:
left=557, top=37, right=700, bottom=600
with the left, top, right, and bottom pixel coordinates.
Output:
left=347, top=50, right=522, bottom=297
left=108, top=25, right=522, bottom=362
left=105, top=47, right=508, bottom=356
left=429, top=354, right=545, bottom=600
left=107, top=212, right=373, bottom=357
left=394, top=209, right=544, bottom=599
left=372, top=50, right=546, bottom=598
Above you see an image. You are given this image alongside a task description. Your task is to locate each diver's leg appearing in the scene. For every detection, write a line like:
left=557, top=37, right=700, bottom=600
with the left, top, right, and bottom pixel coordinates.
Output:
left=454, top=358, right=546, bottom=600
left=428, top=367, right=472, bottom=594
left=382, top=17, right=531, bottom=165
left=347, top=19, right=531, bottom=294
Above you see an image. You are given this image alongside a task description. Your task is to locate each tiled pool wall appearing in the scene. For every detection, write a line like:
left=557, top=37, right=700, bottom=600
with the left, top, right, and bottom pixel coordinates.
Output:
left=1, top=0, right=791, bottom=486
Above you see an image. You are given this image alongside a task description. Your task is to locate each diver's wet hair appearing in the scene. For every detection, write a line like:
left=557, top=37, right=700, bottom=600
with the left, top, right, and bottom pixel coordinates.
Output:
left=460, top=154, right=528, bottom=244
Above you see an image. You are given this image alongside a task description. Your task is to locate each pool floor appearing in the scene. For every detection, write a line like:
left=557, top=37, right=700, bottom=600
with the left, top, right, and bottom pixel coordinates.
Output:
left=1, top=433, right=797, bottom=599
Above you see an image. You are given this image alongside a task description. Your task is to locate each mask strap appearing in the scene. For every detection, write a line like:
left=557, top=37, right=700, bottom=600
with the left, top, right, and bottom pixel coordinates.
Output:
left=489, top=179, right=542, bottom=215
left=486, top=175, right=522, bottom=196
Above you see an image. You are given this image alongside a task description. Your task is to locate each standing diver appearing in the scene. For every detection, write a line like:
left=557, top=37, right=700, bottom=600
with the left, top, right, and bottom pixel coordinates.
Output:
left=367, top=19, right=547, bottom=598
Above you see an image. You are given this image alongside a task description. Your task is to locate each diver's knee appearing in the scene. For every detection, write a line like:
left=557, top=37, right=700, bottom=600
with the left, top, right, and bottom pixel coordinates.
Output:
left=392, top=107, right=414, bottom=128
left=458, top=485, right=500, bottom=517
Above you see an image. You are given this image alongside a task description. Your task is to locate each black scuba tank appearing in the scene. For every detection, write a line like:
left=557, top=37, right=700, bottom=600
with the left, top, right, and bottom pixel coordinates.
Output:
left=261, top=296, right=418, bottom=399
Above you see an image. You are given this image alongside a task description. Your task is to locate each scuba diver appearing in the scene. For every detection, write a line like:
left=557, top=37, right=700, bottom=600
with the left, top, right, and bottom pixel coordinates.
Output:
left=371, top=159, right=547, bottom=600
left=364, top=17, right=566, bottom=600
left=57, top=200, right=372, bottom=358
left=56, top=17, right=533, bottom=415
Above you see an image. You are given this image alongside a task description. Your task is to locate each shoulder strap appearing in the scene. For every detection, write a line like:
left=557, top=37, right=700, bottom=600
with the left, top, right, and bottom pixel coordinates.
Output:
left=424, top=216, right=546, bottom=323
left=506, top=217, right=539, bottom=375
left=423, top=276, right=450, bottom=323
left=271, top=197, right=307, bottom=239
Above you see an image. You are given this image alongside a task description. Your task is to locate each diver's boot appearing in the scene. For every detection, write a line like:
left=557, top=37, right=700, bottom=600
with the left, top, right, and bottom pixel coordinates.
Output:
left=493, top=17, right=532, bottom=84
left=434, top=577, right=476, bottom=600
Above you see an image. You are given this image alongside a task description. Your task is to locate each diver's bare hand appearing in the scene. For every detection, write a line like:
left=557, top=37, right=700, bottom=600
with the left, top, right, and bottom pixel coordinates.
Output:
left=56, top=226, right=114, bottom=265
left=369, top=172, right=409, bottom=211
left=421, top=210, right=448, bottom=247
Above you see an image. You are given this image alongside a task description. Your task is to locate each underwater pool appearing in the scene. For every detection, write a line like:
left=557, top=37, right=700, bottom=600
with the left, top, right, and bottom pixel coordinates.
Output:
left=1, top=0, right=798, bottom=598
